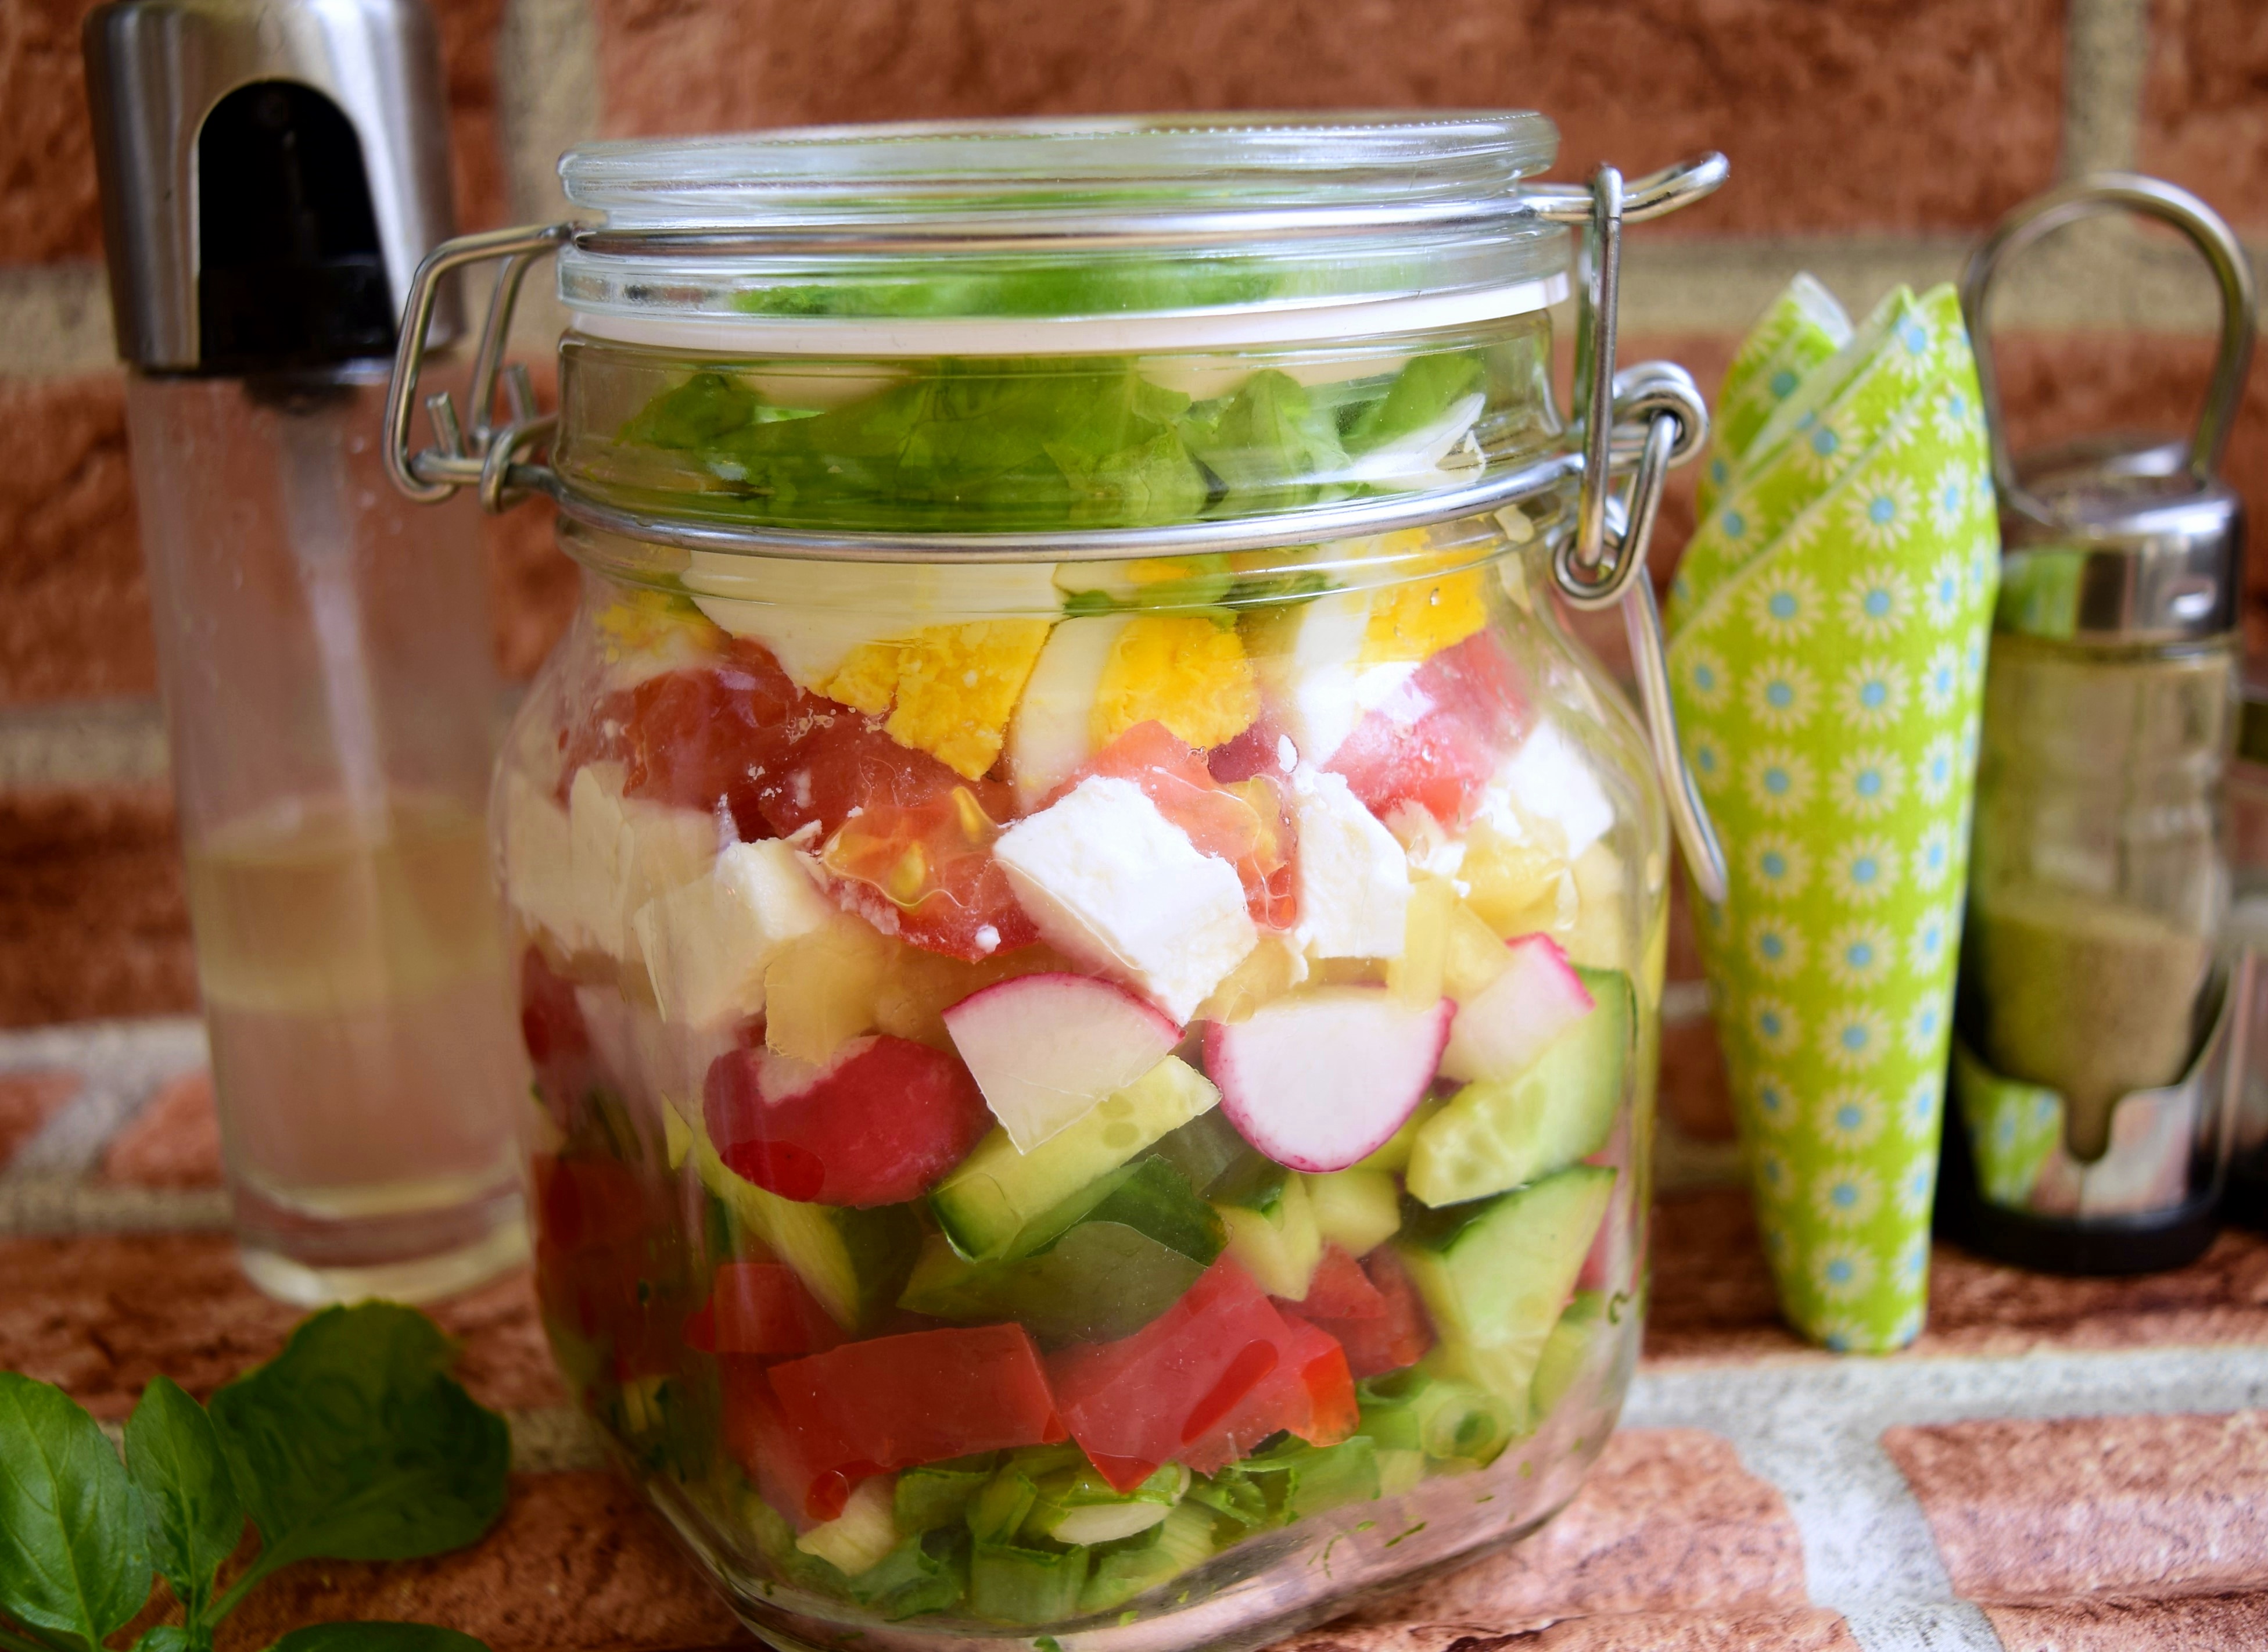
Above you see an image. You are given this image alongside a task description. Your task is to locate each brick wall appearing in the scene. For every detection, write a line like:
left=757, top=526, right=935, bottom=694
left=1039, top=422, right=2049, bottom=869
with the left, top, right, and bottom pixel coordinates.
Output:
left=1, top=0, right=2264, bottom=1028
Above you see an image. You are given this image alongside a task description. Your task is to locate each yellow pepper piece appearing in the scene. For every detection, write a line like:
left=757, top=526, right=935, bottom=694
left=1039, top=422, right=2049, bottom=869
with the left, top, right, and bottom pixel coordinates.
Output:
left=1090, top=614, right=1259, bottom=750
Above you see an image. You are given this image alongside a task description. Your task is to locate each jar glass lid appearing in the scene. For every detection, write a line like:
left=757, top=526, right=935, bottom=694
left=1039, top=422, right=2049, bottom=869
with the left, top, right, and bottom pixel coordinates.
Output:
left=556, top=112, right=1569, bottom=346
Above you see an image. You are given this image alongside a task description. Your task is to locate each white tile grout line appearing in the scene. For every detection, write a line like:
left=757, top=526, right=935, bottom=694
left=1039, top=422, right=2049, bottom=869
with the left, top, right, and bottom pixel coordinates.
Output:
left=0, top=1016, right=208, bottom=1180
left=1625, top=1342, right=2268, bottom=1652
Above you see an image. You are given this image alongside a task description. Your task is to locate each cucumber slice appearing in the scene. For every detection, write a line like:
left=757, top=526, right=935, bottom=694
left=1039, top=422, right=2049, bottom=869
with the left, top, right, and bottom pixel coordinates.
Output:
left=796, top=1475, right=899, bottom=1576
left=1027, top=1462, right=1186, bottom=1546
left=1396, top=1166, right=1614, bottom=1425
left=1406, top=969, right=1631, bottom=1209
left=1352, top=1097, right=1444, bottom=1174
left=932, top=1056, right=1219, bottom=1258
left=1216, top=1169, right=1322, bottom=1298
left=900, top=1158, right=1224, bottom=1342
left=684, top=1104, right=919, bottom=1329
left=1530, top=1289, right=1610, bottom=1422
left=1358, top=1369, right=1516, bottom=1467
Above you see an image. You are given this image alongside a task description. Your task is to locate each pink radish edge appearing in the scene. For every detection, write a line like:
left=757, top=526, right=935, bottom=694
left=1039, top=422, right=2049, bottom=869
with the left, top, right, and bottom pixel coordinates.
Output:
left=1203, top=988, right=1454, bottom=1173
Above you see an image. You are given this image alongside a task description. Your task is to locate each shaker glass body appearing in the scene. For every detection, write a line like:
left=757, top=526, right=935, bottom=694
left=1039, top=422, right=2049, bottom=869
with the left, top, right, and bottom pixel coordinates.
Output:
left=1961, top=633, right=2235, bottom=1162
left=124, top=362, right=527, bottom=1303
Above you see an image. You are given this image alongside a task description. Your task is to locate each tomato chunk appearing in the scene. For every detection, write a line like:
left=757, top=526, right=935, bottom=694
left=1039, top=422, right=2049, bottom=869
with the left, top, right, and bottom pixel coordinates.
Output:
left=530, top=1153, right=681, bottom=1382
left=721, top=1359, right=866, bottom=1528
left=704, top=1034, right=991, bottom=1207
left=1047, top=1256, right=1342, bottom=1490
left=1327, top=631, right=1528, bottom=826
left=1277, top=1244, right=1387, bottom=1321
left=684, top=1262, right=844, bottom=1358
left=1296, top=1248, right=1434, bottom=1380
left=765, top=1325, right=1065, bottom=1507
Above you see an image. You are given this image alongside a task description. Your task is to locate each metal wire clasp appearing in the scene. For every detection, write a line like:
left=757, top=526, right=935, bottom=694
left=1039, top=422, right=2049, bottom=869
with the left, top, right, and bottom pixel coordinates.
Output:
left=382, top=221, right=573, bottom=508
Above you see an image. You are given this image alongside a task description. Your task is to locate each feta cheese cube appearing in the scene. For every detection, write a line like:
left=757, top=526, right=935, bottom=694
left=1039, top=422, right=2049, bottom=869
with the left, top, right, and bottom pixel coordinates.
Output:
left=567, top=762, right=718, bottom=961
left=995, top=775, right=1257, bottom=1022
left=1494, top=722, right=1614, bottom=859
left=500, top=768, right=582, bottom=948
left=632, top=838, right=838, bottom=1027
left=1290, top=766, right=1411, bottom=959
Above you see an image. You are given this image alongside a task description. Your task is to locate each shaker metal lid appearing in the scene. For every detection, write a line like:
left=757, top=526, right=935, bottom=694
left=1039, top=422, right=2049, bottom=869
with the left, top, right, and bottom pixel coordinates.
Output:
left=82, top=0, right=458, bottom=372
left=1964, top=174, right=2255, bottom=644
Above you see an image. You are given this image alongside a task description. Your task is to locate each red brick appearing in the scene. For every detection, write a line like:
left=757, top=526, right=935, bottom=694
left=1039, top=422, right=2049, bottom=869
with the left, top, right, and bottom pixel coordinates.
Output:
left=1884, top=1411, right=2268, bottom=1602
left=201, top=1471, right=745, bottom=1652
left=591, top=0, right=2062, bottom=235
left=0, top=373, right=153, bottom=704
left=1659, top=1014, right=1735, bottom=1142
left=0, top=1233, right=566, bottom=1417
left=0, top=783, right=195, bottom=1028
left=0, top=1066, right=78, bottom=1166
left=99, top=1067, right=222, bottom=1188
left=1310, top=1428, right=1807, bottom=1637
left=1987, top=335, right=2268, bottom=655
left=1986, top=1592, right=2268, bottom=1652
left=2140, top=0, right=2268, bottom=234
left=1, top=0, right=509, bottom=269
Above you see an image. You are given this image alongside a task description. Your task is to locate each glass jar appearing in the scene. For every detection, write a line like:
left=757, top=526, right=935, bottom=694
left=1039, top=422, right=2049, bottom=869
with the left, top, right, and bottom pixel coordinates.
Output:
left=387, top=115, right=1723, bottom=1652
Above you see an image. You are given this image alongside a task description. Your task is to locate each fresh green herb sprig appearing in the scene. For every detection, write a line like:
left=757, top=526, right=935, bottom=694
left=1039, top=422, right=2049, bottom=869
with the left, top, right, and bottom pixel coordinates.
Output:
left=0, top=1303, right=509, bottom=1652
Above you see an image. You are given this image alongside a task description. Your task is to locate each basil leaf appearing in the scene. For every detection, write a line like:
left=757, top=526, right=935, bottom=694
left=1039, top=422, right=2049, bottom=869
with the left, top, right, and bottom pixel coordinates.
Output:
left=124, top=1378, right=242, bottom=1631
left=1341, top=352, right=1488, bottom=456
left=206, top=1305, right=508, bottom=1583
left=0, top=1373, right=152, bottom=1652
left=264, top=1625, right=488, bottom=1652
left=132, top=1628, right=194, bottom=1652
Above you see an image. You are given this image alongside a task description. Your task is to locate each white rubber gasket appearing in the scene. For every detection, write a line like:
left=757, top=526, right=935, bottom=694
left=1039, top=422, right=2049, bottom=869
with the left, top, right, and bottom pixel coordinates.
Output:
left=565, top=271, right=1569, bottom=356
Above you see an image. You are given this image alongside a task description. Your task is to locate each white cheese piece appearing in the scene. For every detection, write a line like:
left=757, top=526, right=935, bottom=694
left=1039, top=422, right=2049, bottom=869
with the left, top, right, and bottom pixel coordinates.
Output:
left=1290, top=766, right=1411, bottom=959
left=632, top=838, right=837, bottom=1027
left=1493, top=722, right=1614, bottom=860
left=1255, top=589, right=1421, bottom=767
left=500, top=768, right=582, bottom=949
left=567, top=763, right=719, bottom=963
left=995, top=775, right=1257, bottom=1022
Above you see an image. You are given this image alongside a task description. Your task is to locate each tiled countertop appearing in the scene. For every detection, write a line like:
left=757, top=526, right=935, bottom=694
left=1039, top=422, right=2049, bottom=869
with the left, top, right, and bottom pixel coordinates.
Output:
left=6, top=1019, right=2266, bottom=1652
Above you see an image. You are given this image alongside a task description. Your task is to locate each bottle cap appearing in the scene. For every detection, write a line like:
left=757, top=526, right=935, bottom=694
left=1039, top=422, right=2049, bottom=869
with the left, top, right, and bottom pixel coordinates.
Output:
left=82, top=0, right=459, bottom=374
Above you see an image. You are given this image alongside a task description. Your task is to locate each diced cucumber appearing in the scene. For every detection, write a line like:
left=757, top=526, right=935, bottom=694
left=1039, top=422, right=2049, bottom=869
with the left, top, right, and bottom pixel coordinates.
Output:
left=1216, top=1169, right=1322, bottom=1299
left=1352, top=1097, right=1444, bottom=1174
left=1147, top=1107, right=1255, bottom=1197
left=1406, top=969, right=1631, bottom=1208
left=1530, top=1289, right=1610, bottom=1422
left=933, top=1056, right=1219, bottom=1259
left=850, top=1527, right=968, bottom=1621
left=1395, top=1166, right=1614, bottom=1424
left=895, top=1455, right=998, bottom=1535
left=684, top=1107, right=920, bottom=1329
left=1305, top=1167, right=1402, bottom=1257
left=796, top=1475, right=899, bottom=1576
left=901, top=1158, right=1223, bottom=1342
left=1077, top=1502, right=1215, bottom=1614
left=968, top=1538, right=1090, bottom=1625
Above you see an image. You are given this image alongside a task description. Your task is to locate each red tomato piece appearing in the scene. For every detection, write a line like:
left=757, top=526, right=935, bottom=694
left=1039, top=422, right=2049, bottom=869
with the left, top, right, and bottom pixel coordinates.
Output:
left=531, top=1153, right=648, bottom=1256
left=684, top=1262, right=844, bottom=1358
left=1183, top=1312, right=1357, bottom=1474
left=1277, top=1244, right=1387, bottom=1321
left=1205, top=708, right=1292, bottom=784
left=1297, top=1248, right=1434, bottom=1380
left=519, top=949, right=597, bottom=1130
left=1048, top=1256, right=1331, bottom=1491
left=720, top=1358, right=871, bottom=1528
left=816, top=758, right=1040, bottom=961
left=704, top=1034, right=992, bottom=1207
left=767, top=1325, right=1065, bottom=1500
left=1070, top=722, right=1298, bottom=931
left=1327, top=631, right=1529, bottom=826
left=530, top=1153, right=683, bottom=1382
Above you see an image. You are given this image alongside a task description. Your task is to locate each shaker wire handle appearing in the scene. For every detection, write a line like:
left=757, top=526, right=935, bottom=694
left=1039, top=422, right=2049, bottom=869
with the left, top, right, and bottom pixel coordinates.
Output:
left=1961, top=174, right=2257, bottom=516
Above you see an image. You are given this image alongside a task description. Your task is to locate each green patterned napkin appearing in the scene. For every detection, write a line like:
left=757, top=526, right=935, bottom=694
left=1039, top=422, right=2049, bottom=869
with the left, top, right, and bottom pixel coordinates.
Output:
left=1666, top=280, right=2000, bottom=1352
left=1696, top=272, right=1852, bottom=522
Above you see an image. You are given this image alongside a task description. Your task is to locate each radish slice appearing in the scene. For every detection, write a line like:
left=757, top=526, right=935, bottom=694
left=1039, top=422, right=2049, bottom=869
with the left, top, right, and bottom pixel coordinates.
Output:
left=1440, top=933, right=1595, bottom=1083
left=944, top=972, right=1182, bottom=1152
left=1205, top=987, right=1452, bottom=1173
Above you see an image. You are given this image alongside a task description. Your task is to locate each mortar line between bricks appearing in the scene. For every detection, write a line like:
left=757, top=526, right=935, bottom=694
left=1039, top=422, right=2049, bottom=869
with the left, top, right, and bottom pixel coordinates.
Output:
left=1625, top=1345, right=2268, bottom=1649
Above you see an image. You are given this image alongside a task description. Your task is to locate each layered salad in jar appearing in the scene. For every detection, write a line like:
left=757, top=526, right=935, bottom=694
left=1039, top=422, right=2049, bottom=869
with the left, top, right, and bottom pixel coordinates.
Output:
left=500, top=342, right=1663, bottom=1637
